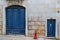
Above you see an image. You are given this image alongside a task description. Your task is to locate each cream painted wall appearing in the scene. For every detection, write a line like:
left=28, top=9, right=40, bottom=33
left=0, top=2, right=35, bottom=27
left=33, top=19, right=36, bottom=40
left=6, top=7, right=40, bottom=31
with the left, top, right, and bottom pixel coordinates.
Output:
left=0, top=0, right=60, bottom=39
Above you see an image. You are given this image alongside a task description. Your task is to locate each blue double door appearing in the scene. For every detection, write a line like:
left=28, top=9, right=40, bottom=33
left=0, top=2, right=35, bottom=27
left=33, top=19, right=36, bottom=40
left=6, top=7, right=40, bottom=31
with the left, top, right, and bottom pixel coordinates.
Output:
left=47, top=19, right=56, bottom=37
left=6, top=5, right=25, bottom=35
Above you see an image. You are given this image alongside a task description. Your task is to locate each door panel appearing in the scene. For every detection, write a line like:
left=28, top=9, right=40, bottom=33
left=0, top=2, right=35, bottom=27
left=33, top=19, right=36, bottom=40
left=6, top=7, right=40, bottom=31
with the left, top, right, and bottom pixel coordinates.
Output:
left=47, top=19, right=56, bottom=37
left=6, top=6, right=25, bottom=35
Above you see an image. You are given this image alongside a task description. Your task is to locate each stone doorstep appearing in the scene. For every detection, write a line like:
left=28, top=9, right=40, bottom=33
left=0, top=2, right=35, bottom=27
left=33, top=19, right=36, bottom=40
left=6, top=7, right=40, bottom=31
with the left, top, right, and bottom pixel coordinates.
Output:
left=0, top=35, right=59, bottom=40
left=0, top=35, right=33, bottom=40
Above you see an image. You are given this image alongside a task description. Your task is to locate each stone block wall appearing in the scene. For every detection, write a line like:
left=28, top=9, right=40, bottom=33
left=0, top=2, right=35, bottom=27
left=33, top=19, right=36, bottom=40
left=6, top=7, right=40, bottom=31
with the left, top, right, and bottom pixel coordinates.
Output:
left=28, top=17, right=45, bottom=38
left=0, top=5, right=3, bottom=35
left=0, top=0, right=60, bottom=38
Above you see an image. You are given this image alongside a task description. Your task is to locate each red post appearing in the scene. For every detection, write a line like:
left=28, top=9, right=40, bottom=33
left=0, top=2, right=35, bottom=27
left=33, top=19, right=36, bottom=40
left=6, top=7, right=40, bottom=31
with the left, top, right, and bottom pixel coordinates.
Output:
left=34, top=30, right=37, bottom=39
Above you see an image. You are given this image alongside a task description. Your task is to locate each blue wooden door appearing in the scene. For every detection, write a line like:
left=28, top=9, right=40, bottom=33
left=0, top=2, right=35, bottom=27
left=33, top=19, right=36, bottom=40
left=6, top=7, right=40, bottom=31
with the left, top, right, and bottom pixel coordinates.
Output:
left=47, top=19, right=56, bottom=37
left=6, top=5, right=25, bottom=35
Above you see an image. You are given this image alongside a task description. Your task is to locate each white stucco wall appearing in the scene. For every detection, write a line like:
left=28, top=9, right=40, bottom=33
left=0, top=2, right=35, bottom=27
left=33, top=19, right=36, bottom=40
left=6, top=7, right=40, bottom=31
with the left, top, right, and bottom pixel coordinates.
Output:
left=23, top=0, right=60, bottom=38
left=0, top=0, right=60, bottom=39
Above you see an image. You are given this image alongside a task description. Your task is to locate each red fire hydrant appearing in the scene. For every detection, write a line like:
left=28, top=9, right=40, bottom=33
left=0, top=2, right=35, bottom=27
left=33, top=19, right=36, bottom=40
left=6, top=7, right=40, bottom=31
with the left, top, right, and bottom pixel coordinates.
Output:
left=34, top=30, right=38, bottom=39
